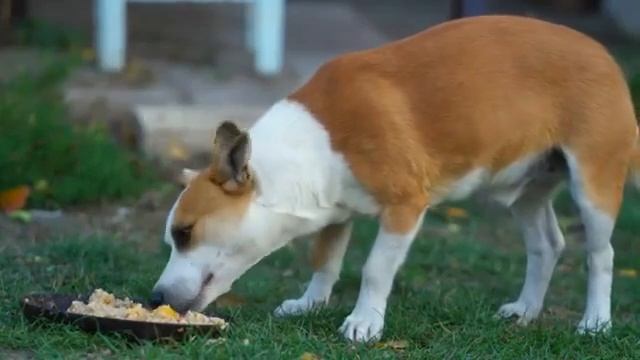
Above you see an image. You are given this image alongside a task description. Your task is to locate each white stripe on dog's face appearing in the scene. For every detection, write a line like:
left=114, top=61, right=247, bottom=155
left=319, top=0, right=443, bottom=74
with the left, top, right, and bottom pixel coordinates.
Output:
left=152, top=167, right=257, bottom=311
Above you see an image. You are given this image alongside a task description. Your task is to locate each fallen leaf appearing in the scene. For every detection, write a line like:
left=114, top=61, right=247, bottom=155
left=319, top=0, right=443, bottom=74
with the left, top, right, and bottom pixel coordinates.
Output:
left=167, top=141, right=190, bottom=161
left=215, top=292, right=246, bottom=308
left=618, top=269, right=637, bottom=278
left=0, top=185, right=30, bottom=212
left=374, top=340, right=409, bottom=350
left=445, top=207, right=468, bottom=219
left=299, top=352, right=320, bottom=360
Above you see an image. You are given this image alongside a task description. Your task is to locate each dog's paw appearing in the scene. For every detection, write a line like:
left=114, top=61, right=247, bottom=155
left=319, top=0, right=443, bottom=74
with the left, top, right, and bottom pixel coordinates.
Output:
left=273, top=297, right=326, bottom=317
left=576, top=314, right=611, bottom=335
left=495, top=301, right=540, bottom=326
left=339, top=308, right=384, bottom=343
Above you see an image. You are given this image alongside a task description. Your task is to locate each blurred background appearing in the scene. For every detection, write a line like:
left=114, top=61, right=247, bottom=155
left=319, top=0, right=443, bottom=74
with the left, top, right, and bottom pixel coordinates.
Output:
left=1, top=0, right=639, bottom=253
left=0, top=0, right=639, bottom=253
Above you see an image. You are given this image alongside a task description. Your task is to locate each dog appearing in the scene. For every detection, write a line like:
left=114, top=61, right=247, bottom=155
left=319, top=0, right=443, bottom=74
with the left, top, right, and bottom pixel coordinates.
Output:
left=150, top=15, right=640, bottom=342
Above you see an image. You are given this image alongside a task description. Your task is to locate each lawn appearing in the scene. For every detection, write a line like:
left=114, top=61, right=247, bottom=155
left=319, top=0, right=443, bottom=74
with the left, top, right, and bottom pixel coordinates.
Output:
left=1, top=189, right=639, bottom=359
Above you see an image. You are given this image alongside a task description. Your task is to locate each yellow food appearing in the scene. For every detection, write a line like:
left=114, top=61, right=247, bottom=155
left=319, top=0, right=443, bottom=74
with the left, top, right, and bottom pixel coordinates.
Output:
left=67, top=289, right=227, bottom=328
left=152, top=305, right=180, bottom=320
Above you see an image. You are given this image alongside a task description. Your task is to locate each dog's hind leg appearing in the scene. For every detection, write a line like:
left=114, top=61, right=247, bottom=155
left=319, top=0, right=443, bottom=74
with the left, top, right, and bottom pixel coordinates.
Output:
left=274, top=221, right=353, bottom=317
left=497, top=151, right=568, bottom=325
left=497, top=197, right=565, bottom=325
left=563, top=147, right=629, bottom=334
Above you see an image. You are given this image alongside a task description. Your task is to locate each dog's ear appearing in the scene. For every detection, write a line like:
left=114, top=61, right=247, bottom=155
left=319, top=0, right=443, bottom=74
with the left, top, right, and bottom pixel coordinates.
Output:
left=210, top=121, right=252, bottom=193
left=178, top=168, right=199, bottom=187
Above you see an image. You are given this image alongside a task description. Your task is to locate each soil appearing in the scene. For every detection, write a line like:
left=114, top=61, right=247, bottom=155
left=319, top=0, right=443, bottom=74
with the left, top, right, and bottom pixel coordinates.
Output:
left=0, top=184, right=182, bottom=253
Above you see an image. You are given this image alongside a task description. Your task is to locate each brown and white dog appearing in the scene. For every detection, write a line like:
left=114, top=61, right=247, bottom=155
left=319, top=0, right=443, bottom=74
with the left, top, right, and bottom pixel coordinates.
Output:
left=151, top=15, right=640, bottom=342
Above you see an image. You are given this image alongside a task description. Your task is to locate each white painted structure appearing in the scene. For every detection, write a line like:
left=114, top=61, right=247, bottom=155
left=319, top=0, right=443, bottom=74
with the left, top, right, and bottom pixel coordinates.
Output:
left=95, top=0, right=286, bottom=76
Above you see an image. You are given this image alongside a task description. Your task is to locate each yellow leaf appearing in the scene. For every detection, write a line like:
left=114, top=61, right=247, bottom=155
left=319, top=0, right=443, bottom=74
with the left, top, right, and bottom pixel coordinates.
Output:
left=445, top=207, right=468, bottom=219
left=167, top=141, right=190, bottom=161
left=375, top=339, right=409, bottom=350
left=618, top=269, right=637, bottom=278
left=0, top=185, right=30, bottom=212
left=299, top=352, right=320, bottom=360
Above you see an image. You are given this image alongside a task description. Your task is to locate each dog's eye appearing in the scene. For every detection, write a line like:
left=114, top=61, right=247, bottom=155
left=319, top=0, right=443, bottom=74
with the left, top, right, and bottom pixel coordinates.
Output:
left=171, top=225, right=193, bottom=250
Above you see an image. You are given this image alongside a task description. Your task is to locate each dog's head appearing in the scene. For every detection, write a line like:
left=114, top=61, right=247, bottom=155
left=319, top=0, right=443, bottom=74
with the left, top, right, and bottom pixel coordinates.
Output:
left=151, top=122, right=269, bottom=312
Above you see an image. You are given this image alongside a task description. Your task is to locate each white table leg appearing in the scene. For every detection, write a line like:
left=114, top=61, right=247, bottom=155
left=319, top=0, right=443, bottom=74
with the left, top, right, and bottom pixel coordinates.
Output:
left=96, top=0, right=127, bottom=72
left=254, top=0, right=285, bottom=76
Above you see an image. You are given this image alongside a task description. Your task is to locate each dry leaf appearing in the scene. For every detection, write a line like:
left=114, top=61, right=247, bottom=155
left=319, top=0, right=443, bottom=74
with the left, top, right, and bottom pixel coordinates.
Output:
left=374, top=339, right=409, bottom=350
left=445, top=207, right=468, bottom=219
left=300, top=352, right=321, bottom=360
left=167, top=141, right=190, bottom=161
left=0, top=185, right=30, bottom=212
left=618, top=269, right=637, bottom=278
left=215, top=292, right=246, bottom=308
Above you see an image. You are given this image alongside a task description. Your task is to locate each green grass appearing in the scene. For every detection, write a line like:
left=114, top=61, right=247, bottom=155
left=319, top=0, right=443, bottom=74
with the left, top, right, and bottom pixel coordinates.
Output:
left=0, top=54, right=157, bottom=208
left=1, top=190, right=639, bottom=359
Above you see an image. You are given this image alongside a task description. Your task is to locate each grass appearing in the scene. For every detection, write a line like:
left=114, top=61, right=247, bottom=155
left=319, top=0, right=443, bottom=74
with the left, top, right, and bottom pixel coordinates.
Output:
left=1, top=188, right=639, bottom=359
left=1, top=19, right=158, bottom=208
left=0, top=53, right=158, bottom=208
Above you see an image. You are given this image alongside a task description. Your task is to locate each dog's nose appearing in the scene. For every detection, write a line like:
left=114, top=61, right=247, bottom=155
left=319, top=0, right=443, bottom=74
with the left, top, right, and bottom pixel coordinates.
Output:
left=149, top=290, right=165, bottom=308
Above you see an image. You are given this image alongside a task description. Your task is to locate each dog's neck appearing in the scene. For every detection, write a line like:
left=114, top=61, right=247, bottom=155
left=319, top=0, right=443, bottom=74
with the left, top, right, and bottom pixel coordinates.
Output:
left=245, top=100, right=351, bottom=241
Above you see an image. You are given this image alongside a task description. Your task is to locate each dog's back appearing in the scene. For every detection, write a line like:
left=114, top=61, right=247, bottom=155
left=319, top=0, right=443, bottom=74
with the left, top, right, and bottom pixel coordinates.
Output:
left=290, top=15, right=638, bottom=218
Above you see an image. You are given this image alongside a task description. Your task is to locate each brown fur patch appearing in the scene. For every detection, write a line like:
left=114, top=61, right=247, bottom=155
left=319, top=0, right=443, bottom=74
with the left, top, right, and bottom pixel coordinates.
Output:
left=172, top=168, right=253, bottom=251
left=289, top=15, right=637, bottom=225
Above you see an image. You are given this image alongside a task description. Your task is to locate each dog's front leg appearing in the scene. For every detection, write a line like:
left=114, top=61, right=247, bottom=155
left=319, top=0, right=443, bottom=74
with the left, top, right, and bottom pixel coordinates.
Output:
left=340, top=206, right=426, bottom=342
left=274, top=221, right=353, bottom=316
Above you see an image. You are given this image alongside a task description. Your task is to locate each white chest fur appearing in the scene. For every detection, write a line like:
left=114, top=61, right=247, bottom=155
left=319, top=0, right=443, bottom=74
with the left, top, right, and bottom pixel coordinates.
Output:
left=248, top=100, right=379, bottom=230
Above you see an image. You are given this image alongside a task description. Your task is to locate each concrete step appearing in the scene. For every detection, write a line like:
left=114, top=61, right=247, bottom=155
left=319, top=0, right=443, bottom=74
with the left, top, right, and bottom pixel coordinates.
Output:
left=134, top=105, right=265, bottom=161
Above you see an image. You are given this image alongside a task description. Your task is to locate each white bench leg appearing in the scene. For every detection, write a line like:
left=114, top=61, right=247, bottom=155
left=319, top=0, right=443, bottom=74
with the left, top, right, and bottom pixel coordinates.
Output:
left=254, top=0, right=285, bottom=76
left=95, top=0, right=127, bottom=72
